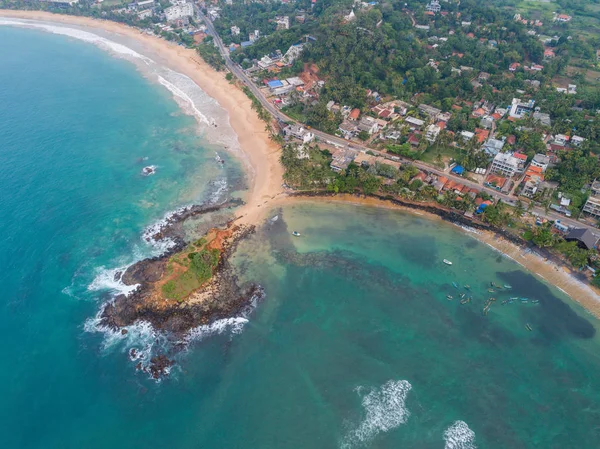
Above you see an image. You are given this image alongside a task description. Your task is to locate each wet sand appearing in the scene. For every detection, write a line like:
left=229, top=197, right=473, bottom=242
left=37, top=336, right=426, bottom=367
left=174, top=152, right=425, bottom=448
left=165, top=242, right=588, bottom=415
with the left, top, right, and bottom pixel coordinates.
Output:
left=0, top=10, right=285, bottom=226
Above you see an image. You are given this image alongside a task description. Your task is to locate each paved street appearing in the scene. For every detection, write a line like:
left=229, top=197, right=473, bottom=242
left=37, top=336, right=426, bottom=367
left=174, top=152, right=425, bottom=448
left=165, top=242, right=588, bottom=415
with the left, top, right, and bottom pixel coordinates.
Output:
left=197, top=9, right=597, bottom=232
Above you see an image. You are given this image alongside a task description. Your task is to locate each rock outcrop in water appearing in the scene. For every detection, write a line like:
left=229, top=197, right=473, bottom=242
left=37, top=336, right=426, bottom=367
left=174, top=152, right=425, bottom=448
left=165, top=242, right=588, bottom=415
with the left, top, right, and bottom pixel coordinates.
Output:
left=97, top=199, right=263, bottom=379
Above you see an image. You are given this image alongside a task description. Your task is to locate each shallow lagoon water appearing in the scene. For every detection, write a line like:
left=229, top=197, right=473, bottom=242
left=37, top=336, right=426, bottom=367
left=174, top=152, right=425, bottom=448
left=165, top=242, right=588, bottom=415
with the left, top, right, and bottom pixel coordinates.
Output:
left=1, top=25, right=600, bottom=449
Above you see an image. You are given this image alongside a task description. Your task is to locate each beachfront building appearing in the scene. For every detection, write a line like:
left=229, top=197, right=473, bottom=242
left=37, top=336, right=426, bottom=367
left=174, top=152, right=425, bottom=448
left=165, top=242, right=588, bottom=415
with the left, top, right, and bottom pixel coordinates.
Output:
left=283, top=125, right=315, bottom=144
left=565, top=228, right=598, bottom=250
left=489, top=152, right=525, bottom=178
left=164, top=2, right=193, bottom=22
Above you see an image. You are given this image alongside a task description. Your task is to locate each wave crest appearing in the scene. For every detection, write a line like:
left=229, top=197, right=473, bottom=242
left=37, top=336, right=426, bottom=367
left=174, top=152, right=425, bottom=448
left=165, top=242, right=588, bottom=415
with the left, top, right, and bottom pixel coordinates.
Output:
left=0, top=19, right=153, bottom=62
left=444, top=421, right=477, bottom=449
left=342, top=379, right=412, bottom=448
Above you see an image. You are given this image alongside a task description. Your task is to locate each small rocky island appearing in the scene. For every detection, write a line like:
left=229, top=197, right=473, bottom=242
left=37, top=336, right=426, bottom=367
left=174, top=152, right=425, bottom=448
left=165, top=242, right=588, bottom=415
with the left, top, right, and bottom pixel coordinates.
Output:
left=98, top=201, right=263, bottom=379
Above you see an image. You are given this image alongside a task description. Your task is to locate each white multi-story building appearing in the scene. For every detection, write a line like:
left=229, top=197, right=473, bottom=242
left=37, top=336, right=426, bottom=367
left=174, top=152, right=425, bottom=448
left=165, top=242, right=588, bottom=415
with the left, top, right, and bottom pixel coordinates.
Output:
left=530, top=154, right=550, bottom=172
left=231, top=25, right=240, bottom=35
left=284, top=125, right=315, bottom=144
left=164, top=2, right=193, bottom=22
left=425, top=124, right=441, bottom=142
left=490, top=152, right=525, bottom=177
left=426, top=0, right=441, bottom=13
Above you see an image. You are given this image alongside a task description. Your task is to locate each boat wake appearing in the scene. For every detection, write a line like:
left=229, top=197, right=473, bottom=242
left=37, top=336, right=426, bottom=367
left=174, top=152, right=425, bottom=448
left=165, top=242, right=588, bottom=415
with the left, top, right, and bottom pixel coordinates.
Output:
left=341, top=379, right=412, bottom=448
left=444, top=421, right=477, bottom=449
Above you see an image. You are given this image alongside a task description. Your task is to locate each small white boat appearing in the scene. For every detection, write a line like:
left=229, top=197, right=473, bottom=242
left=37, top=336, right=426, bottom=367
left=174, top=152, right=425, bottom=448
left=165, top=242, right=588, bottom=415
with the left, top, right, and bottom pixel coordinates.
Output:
left=443, top=259, right=453, bottom=265
left=292, top=231, right=301, bottom=237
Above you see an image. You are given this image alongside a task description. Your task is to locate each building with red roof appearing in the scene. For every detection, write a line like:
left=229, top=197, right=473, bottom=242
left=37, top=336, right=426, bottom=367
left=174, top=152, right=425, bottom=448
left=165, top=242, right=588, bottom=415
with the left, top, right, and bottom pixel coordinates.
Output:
left=349, top=108, right=360, bottom=120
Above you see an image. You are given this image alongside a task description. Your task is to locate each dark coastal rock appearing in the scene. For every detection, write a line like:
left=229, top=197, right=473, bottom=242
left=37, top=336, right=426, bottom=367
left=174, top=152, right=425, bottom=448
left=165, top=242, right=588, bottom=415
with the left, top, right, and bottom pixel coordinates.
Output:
left=148, top=355, right=174, bottom=380
left=146, top=198, right=245, bottom=246
left=99, top=223, right=261, bottom=337
left=121, top=258, right=167, bottom=285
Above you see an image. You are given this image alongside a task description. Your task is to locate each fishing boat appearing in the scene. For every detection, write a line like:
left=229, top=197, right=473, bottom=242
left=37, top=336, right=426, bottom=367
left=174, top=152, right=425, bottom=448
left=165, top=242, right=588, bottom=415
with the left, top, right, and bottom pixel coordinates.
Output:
left=460, top=293, right=466, bottom=299
left=292, top=231, right=301, bottom=237
left=488, top=288, right=495, bottom=293
left=531, top=299, right=539, bottom=304
left=520, top=297, right=529, bottom=303
left=446, top=295, right=454, bottom=300
left=510, top=297, right=519, bottom=301
left=503, top=284, right=512, bottom=289
left=460, top=297, right=470, bottom=305
left=501, top=300, right=508, bottom=305
left=526, top=323, right=533, bottom=332
left=464, top=285, right=471, bottom=290
left=452, top=282, right=459, bottom=289
left=443, top=259, right=453, bottom=265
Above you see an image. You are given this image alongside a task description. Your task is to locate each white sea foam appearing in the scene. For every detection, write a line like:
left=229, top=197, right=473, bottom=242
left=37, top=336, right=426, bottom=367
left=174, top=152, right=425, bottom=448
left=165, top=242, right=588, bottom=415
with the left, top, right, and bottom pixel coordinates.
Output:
left=444, top=421, right=477, bottom=449
left=183, top=317, right=249, bottom=343
left=209, top=178, right=228, bottom=204
left=141, top=205, right=190, bottom=252
left=0, top=19, right=152, bottom=62
left=158, top=74, right=212, bottom=125
left=87, top=266, right=139, bottom=297
left=453, top=222, right=481, bottom=235
left=341, top=380, right=412, bottom=448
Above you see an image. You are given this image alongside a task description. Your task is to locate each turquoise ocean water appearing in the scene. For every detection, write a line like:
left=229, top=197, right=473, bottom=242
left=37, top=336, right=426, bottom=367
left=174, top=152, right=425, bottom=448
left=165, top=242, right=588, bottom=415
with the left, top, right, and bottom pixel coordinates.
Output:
left=1, top=24, right=600, bottom=449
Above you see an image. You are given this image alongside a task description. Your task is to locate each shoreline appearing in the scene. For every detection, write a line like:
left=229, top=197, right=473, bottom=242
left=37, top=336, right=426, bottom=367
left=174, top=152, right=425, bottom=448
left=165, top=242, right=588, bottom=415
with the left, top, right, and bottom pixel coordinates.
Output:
left=269, top=193, right=600, bottom=319
left=0, top=10, right=285, bottom=227
left=2, top=11, right=598, bottom=320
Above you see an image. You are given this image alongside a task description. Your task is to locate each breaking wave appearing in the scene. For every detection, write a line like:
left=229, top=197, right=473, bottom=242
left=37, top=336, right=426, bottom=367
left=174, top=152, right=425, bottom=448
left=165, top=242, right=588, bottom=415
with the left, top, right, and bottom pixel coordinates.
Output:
left=158, top=73, right=212, bottom=125
left=87, top=265, right=139, bottom=297
left=0, top=19, right=152, bottom=62
left=341, top=379, right=412, bottom=448
left=444, top=421, right=477, bottom=449
left=209, top=178, right=228, bottom=204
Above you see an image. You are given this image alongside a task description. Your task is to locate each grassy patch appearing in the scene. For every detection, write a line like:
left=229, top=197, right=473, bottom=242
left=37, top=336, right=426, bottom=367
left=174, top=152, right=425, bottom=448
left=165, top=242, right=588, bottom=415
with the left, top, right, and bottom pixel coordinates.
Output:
left=161, top=247, right=221, bottom=302
left=418, top=145, right=460, bottom=168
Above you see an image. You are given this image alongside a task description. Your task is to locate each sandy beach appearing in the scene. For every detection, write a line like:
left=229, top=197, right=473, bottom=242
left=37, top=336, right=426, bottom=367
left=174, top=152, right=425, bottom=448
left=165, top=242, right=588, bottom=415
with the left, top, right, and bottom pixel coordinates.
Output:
left=2, top=10, right=599, bottom=318
left=0, top=9, right=285, bottom=226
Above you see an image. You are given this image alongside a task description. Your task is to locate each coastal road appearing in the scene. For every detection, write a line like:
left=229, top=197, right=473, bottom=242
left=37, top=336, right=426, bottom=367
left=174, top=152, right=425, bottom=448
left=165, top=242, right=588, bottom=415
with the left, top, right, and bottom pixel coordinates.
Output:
left=198, top=10, right=597, bottom=232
